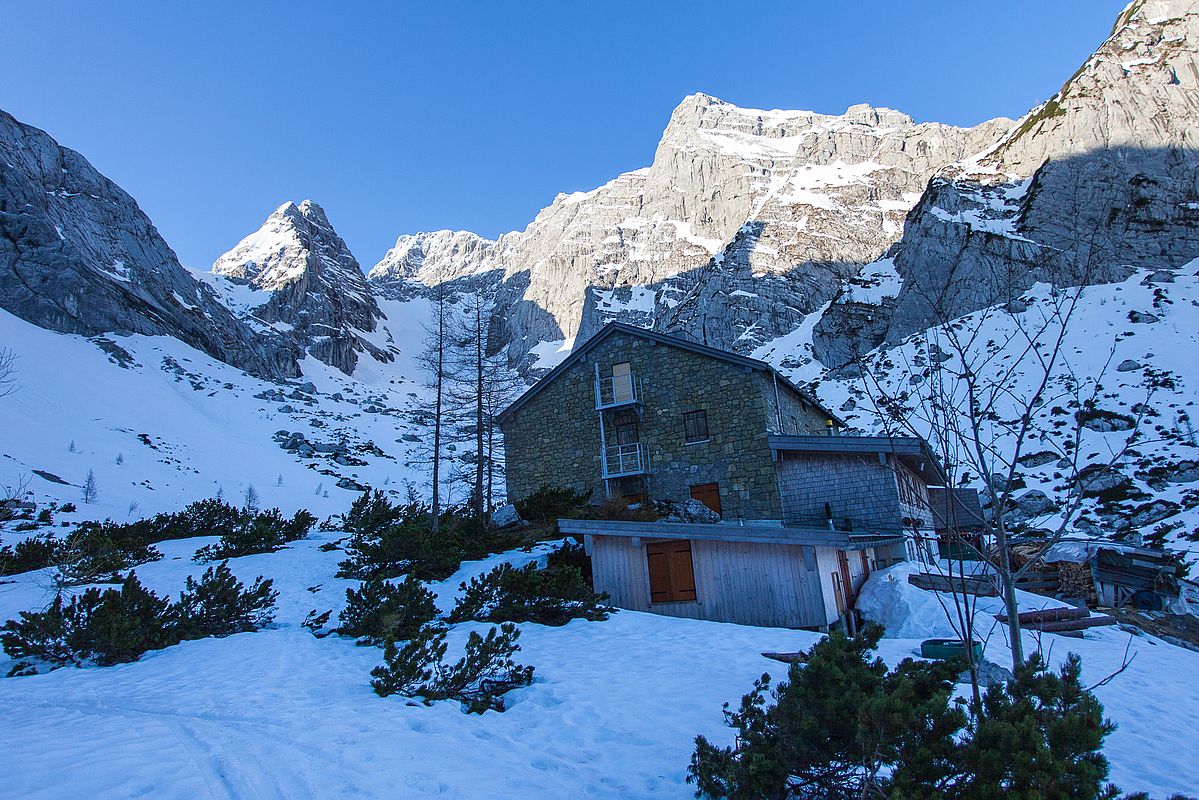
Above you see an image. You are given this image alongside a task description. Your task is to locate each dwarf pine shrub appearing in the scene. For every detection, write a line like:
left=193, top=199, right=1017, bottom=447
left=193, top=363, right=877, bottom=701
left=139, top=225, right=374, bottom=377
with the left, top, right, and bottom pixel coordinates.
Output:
left=2, top=563, right=277, bottom=676
left=193, top=508, right=315, bottom=561
left=337, top=490, right=528, bottom=582
left=370, top=622, right=533, bottom=713
left=448, top=557, right=610, bottom=627
left=689, top=625, right=1127, bottom=800
left=337, top=574, right=437, bottom=645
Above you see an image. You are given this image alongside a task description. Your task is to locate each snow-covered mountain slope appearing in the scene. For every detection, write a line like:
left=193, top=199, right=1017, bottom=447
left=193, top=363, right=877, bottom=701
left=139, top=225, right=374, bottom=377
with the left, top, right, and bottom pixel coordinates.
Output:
left=378, top=95, right=1010, bottom=367
left=1, top=534, right=1196, bottom=798
left=785, top=267, right=1199, bottom=554
left=0, top=110, right=297, bottom=381
left=212, top=200, right=391, bottom=375
left=0, top=302, right=435, bottom=523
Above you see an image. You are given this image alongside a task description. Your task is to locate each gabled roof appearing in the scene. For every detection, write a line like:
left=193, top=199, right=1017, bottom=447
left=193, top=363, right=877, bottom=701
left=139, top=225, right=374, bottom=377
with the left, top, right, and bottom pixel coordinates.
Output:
left=497, top=322, right=842, bottom=424
left=926, top=488, right=985, bottom=530
left=767, top=434, right=948, bottom=485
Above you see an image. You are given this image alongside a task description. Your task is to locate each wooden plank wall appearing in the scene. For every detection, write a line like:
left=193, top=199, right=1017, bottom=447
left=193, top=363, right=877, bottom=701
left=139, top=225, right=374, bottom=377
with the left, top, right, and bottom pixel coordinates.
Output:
left=591, top=534, right=834, bottom=628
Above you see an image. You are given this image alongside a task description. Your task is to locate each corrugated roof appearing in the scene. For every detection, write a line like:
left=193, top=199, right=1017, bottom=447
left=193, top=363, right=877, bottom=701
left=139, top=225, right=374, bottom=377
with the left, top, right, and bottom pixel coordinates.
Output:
left=497, top=322, right=842, bottom=424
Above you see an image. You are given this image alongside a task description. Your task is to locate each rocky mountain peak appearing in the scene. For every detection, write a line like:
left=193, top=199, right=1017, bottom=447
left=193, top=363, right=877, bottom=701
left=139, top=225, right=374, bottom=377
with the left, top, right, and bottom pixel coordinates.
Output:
left=212, top=200, right=389, bottom=375
left=368, top=229, right=496, bottom=291
left=0, top=108, right=298, bottom=380
left=985, top=0, right=1199, bottom=173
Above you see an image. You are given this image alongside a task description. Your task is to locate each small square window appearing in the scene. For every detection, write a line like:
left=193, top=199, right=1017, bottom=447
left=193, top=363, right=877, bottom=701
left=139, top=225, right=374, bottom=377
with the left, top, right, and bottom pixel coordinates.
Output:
left=683, top=410, right=709, bottom=443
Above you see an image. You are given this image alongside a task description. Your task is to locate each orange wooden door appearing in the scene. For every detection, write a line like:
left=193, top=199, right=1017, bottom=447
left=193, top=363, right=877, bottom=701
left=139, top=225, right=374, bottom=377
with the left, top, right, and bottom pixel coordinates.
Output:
left=645, top=540, right=696, bottom=603
left=689, top=483, right=722, bottom=516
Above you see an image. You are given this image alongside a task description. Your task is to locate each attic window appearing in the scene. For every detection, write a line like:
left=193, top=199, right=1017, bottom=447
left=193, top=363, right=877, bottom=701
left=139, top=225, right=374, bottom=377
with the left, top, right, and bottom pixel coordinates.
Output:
left=683, top=410, right=709, bottom=443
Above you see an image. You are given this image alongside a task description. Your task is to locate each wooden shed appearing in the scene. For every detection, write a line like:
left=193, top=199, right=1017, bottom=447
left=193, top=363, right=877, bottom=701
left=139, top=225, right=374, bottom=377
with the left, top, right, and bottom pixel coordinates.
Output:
left=558, top=518, right=908, bottom=630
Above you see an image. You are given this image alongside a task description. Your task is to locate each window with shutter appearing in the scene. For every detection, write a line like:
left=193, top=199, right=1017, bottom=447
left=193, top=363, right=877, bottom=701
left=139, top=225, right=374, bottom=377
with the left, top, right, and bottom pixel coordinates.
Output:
left=683, top=410, right=709, bottom=443
left=645, top=540, right=697, bottom=603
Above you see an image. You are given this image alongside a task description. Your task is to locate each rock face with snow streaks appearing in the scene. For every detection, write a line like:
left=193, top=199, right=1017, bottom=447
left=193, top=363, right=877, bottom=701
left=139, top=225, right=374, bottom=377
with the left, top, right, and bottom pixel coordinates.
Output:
left=379, top=95, right=1010, bottom=367
left=854, top=0, right=1199, bottom=360
left=0, top=109, right=298, bottom=380
left=213, top=200, right=389, bottom=374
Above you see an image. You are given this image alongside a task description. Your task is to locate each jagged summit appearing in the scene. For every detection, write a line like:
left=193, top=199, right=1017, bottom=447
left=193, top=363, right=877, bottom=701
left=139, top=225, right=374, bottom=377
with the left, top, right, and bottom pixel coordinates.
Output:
left=368, top=229, right=496, bottom=289
left=212, top=200, right=389, bottom=375
left=214, top=199, right=360, bottom=291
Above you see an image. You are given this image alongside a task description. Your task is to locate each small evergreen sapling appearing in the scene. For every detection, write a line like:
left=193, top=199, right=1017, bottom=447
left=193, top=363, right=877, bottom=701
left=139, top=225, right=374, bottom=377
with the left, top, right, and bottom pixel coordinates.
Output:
left=370, top=622, right=534, bottom=713
left=81, top=469, right=98, bottom=504
left=337, top=574, right=437, bottom=645
left=243, top=484, right=260, bottom=511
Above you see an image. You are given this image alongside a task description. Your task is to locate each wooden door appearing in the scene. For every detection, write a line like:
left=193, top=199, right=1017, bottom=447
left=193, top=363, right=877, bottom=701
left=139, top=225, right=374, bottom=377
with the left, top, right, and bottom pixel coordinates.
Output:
left=690, top=482, right=722, bottom=516
left=645, top=540, right=697, bottom=603
left=837, top=550, right=855, bottom=606
left=612, top=362, right=633, bottom=403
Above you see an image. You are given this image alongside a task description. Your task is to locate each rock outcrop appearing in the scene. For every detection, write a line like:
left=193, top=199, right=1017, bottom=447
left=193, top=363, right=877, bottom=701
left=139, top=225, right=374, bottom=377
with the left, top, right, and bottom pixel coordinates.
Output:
left=368, top=230, right=496, bottom=296
left=861, top=0, right=1199, bottom=357
left=212, top=200, right=389, bottom=374
left=0, top=109, right=298, bottom=379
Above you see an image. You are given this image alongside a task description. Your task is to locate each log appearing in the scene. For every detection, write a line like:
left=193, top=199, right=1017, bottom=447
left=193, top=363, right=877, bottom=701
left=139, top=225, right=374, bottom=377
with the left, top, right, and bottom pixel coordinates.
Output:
left=908, top=573, right=999, bottom=597
left=1031, top=615, right=1116, bottom=632
left=995, top=607, right=1089, bottom=625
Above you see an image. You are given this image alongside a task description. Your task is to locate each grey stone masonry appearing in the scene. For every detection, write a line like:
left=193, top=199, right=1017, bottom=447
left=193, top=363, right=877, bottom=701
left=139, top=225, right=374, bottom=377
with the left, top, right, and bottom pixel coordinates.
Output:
left=501, top=328, right=829, bottom=518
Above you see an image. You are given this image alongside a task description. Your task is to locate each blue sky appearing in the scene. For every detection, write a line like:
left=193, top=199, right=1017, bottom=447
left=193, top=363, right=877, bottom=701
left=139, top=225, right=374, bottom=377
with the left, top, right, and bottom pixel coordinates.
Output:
left=4, top=1, right=1127, bottom=270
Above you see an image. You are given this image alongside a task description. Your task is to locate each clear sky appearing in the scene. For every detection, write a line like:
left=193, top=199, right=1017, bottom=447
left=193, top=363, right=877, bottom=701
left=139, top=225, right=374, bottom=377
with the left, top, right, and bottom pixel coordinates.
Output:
left=3, top=1, right=1128, bottom=271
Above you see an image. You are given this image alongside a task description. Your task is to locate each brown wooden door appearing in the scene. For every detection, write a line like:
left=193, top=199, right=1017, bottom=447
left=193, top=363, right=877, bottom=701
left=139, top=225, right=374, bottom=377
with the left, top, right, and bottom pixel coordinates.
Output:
left=645, top=540, right=697, bottom=603
left=837, top=550, right=855, bottom=606
left=689, top=482, right=722, bottom=516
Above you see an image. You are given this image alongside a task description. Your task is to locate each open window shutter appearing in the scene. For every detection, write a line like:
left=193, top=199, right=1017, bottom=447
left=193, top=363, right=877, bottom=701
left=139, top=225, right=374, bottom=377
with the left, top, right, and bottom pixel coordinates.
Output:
left=668, top=541, right=696, bottom=601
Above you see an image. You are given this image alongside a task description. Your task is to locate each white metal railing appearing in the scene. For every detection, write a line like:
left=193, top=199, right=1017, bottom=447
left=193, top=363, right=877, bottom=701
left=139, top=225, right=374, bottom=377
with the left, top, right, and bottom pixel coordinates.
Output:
left=602, top=442, right=647, bottom=478
left=595, top=373, right=642, bottom=410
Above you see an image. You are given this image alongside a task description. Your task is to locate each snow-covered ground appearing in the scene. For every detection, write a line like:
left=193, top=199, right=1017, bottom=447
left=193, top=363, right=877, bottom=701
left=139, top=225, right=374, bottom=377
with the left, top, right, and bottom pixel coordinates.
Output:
left=1, top=529, right=1197, bottom=798
left=0, top=300, right=441, bottom=523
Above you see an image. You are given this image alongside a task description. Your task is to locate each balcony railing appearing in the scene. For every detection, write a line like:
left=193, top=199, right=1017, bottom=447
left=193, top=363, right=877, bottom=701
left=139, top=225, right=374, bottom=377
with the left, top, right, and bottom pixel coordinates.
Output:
left=595, top=373, right=642, bottom=410
left=602, top=442, right=648, bottom=478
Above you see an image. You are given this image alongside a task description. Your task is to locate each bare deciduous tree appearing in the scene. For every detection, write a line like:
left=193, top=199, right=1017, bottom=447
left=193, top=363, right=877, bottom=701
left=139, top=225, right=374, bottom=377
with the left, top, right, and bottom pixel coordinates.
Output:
left=0, top=347, right=16, bottom=398
left=843, top=228, right=1152, bottom=671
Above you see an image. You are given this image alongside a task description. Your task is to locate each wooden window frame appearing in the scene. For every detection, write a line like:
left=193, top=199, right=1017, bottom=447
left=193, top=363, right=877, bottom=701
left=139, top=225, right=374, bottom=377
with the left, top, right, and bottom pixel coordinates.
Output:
left=683, top=409, right=709, bottom=444
left=645, top=539, right=697, bottom=604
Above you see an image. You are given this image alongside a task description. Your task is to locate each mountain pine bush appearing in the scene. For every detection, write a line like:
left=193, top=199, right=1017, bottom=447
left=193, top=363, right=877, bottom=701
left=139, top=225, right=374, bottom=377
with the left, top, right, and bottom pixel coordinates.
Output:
left=448, top=557, right=610, bottom=627
left=370, top=622, right=534, bottom=713
left=2, top=564, right=278, bottom=676
left=193, top=508, right=316, bottom=561
left=689, top=626, right=1130, bottom=800
left=337, top=574, right=437, bottom=645
left=337, top=490, right=528, bottom=582
left=171, top=561, right=277, bottom=639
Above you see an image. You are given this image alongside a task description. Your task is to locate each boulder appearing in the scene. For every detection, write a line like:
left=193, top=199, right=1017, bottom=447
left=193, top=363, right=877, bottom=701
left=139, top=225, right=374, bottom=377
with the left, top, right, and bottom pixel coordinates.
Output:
left=490, top=503, right=525, bottom=529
